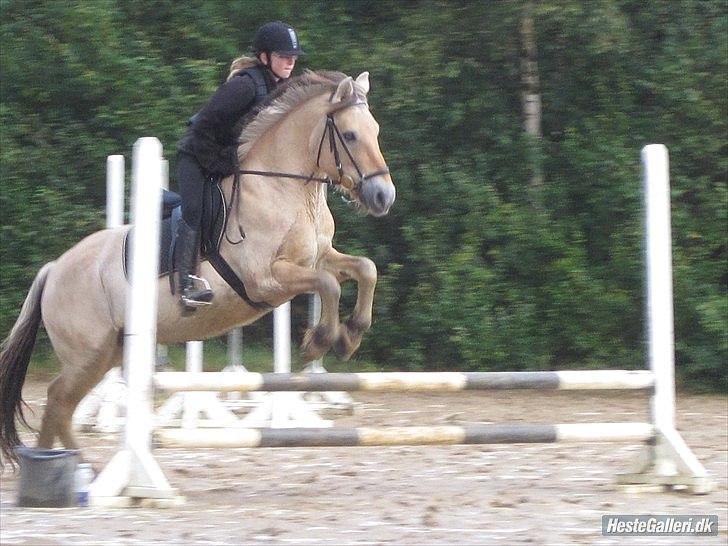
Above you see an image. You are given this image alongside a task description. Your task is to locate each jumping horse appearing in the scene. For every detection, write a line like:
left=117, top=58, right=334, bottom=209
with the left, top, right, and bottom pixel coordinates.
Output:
left=0, top=70, right=395, bottom=465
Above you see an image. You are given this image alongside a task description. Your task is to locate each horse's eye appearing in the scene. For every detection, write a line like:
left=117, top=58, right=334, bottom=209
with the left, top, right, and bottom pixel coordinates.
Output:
left=343, top=131, right=357, bottom=142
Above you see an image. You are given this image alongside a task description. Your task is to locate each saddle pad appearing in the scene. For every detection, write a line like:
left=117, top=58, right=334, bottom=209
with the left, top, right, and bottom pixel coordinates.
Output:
left=123, top=182, right=226, bottom=279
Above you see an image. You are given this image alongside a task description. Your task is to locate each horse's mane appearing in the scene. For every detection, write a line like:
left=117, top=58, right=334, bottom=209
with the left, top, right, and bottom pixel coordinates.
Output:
left=237, top=70, right=366, bottom=160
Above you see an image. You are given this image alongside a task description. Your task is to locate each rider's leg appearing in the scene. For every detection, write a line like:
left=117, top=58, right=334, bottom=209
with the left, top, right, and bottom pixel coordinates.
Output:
left=176, top=152, right=213, bottom=308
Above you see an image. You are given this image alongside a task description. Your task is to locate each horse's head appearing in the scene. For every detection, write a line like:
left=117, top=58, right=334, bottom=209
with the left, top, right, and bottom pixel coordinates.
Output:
left=238, top=70, right=395, bottom=216
left=316, top=72, right=395, bottom=217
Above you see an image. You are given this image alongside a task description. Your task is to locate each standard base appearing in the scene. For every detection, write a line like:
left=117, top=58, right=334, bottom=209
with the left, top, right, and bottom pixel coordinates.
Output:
left=89, top=449, right=179, bottom=505
left=238, top=392, right=332, bottom=428
left=617, top=427, right=712, bottom=495
left=91, top=495, right=186, bottom=508
left=156, top=391, right=239, bottom=428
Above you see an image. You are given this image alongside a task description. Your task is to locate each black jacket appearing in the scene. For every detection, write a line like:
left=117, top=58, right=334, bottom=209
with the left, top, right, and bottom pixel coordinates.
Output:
left=178, top=64, right=276, bottom=176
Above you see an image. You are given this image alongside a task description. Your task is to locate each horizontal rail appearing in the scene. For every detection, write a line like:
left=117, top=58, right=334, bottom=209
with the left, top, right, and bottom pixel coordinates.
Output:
left=153, top=370, right=654, bottom=393
left=155, top=422, right=655, bottom=449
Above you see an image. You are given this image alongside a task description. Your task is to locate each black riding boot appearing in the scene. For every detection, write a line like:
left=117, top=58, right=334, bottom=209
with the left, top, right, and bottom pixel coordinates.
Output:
left=175, top=219, right=214, bottom=308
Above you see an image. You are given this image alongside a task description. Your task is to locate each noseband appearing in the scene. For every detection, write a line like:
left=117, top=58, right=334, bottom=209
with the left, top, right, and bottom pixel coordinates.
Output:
left=314, top=105, right=390, bottom=192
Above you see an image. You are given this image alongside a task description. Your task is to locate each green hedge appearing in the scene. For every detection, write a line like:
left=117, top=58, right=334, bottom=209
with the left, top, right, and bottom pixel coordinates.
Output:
left=1, top=1, right=725, bottom=391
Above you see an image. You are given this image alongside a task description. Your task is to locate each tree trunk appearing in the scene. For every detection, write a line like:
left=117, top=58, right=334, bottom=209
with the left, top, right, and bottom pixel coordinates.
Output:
left=520, top=4, right=544, bottom=203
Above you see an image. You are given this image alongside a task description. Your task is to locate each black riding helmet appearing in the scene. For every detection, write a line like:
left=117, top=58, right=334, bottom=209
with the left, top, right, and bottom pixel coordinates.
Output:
left=252, top=21, right=305, bottom=57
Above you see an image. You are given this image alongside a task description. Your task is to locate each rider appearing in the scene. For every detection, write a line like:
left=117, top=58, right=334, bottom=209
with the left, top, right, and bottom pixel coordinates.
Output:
left=174, top=21, right=305, bottom=309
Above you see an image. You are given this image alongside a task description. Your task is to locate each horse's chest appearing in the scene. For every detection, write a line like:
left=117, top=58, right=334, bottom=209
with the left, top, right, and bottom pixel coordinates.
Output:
left=279, top=214, right=332, bottom=268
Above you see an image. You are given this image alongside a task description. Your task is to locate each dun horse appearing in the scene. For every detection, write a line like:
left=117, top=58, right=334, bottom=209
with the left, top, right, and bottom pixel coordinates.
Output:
left=0, top=71, right=395, bottom=464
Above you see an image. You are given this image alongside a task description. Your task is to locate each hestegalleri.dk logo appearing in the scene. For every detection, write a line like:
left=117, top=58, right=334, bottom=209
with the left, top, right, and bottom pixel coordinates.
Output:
left=602, top=514, right=718, bottom=536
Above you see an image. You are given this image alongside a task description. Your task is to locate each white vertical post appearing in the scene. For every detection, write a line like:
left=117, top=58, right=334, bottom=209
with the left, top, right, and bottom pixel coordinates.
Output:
left=618, top=145, right=711, bottom=494
left=123, top=138, right=163, bottom=456
left=185, top=341, right=204, bottom=374
left=273, top=303, right=292, bottom=374
left=271, top=303, right=292, bottom=426
left=221, top=328, right=249, bottom=406
left=642, top=144, right=675, bottom=432
left=91, top=138, right=177, bottom=505
left=106, top=155, right=125, bottom=228
left=157, top=160, right=170, bottom=369
left=309, top=295, right=322, bottom=369
left=228, top=328, right=244, bottom=367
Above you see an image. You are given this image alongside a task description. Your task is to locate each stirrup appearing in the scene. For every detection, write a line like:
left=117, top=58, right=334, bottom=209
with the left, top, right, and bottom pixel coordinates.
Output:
left=181, top=275, right=213, bottom=307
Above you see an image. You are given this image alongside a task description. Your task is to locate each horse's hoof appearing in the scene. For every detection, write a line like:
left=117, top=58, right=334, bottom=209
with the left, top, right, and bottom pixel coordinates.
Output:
left=333, top=329, right=357, bottom=361
left=301, top=326, right=332, bottom=362
left=333, top=318, right=368, bottom=361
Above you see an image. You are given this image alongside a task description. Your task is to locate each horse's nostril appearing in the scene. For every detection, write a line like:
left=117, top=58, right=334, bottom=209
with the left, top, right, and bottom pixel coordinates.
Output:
left=362, top=179, right=394, bottom=216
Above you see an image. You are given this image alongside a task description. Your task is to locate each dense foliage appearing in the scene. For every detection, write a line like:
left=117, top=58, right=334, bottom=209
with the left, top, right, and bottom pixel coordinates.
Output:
left=1, top=1, right=725, bottom=390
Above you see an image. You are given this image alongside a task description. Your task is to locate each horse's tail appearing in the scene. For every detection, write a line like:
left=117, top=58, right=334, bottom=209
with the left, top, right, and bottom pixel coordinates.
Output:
left=0, top=261, right=54, bottom=467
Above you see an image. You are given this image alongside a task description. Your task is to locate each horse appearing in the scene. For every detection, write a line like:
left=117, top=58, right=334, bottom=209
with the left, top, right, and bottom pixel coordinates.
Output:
left=0, top=70, right=395, bottom=465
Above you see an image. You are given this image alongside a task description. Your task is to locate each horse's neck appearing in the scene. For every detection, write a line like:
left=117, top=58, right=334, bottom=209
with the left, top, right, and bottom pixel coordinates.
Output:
left=220, top=106, right=331, bottom=246
left=239, top=106, right=324, bottom=204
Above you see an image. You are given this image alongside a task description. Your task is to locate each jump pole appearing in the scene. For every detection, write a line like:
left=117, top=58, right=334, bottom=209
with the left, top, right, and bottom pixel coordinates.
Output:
left=90, top=138, right=179, bottom=506
left=157, top=422, right=655, bottom=449
left=154, top=370, right=656, bottom=393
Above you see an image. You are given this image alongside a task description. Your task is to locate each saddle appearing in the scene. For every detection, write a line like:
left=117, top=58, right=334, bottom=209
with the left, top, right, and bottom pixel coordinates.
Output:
left=123, top=180, right=268, bottom=310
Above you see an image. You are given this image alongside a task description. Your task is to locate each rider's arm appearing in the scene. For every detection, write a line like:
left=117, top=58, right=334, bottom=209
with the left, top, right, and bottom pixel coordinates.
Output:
left=186, top=74, right=257, bottom=176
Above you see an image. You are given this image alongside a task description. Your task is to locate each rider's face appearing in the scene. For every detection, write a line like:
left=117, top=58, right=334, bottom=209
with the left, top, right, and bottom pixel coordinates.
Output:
left=264, top=52, right=297, bottom=80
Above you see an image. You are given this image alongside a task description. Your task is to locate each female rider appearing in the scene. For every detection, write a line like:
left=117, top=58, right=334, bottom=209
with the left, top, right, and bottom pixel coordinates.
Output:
left=175, top=21, right=304, bottom=308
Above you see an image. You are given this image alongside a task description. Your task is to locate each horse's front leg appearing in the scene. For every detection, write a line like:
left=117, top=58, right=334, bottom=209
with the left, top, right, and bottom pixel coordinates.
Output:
left=320, top=248, right=377, bottom=361
left=271, top=260, right=341, bottom=362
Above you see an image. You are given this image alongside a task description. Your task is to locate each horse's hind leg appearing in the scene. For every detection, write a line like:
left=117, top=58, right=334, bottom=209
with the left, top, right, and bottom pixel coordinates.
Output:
left=37, top=334, right=121, bottom=451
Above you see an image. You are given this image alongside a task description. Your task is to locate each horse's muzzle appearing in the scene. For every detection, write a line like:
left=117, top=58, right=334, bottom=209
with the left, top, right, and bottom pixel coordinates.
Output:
left=360, top=177, right=396, bottom=217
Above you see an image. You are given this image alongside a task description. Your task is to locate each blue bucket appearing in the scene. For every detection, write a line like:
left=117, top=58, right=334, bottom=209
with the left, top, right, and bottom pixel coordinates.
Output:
left=15, top=447, right=79, bottom=507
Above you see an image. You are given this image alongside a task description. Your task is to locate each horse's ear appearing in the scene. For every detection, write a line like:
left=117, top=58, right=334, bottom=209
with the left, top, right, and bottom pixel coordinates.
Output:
left=355, top=72, right=370, bottom=95
left=332, top=77, right=354, bottom=103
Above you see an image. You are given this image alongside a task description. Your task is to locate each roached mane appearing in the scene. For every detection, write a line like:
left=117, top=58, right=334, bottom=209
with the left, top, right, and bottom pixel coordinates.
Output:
left=237, top=70, right=367, bottom=160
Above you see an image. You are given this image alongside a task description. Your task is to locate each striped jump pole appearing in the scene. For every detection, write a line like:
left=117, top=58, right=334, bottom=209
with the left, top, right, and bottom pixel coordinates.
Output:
left=156, top=423, right=655, bottom=449
left=154, top=370, right=655, bottom=393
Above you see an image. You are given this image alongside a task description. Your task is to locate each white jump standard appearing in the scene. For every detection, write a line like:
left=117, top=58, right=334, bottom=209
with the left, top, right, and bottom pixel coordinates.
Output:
left=90, top=143, right=710, bottom=506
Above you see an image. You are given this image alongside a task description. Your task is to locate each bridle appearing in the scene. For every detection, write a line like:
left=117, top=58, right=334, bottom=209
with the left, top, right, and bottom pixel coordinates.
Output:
left=225, top=94, right=389, bottom=243
left=238, top=96, right=389, bottom=192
